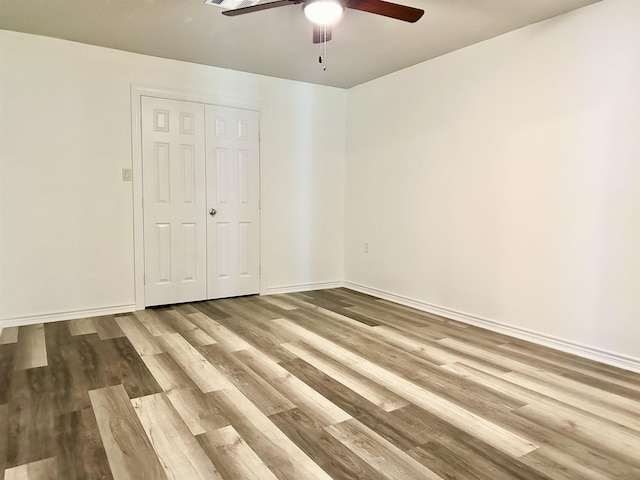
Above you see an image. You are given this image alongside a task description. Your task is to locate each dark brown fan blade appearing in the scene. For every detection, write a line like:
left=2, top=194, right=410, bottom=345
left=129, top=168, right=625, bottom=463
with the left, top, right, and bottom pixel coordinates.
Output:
left=347, top=0, right=423, bottom=22
left=222, top=0, right=302, bottom=17
left=313, top=25, right=333, bottom=43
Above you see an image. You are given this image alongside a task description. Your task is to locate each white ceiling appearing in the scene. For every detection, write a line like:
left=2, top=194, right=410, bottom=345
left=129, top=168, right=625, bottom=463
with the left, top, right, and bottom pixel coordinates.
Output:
left=0, top=0, right=600, bottom=88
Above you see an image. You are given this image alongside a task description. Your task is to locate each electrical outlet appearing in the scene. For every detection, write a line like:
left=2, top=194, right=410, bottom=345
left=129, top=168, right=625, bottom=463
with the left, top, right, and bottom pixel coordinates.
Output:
left=122, top=168, right=132, bottom=181
left=364, top=242, right=369, bottom=253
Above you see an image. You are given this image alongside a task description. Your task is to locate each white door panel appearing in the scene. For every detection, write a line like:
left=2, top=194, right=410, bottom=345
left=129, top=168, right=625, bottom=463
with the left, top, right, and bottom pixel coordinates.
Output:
left=206, top=106, right=260, bottom=299
left=142, top=97, right=207, bottom=306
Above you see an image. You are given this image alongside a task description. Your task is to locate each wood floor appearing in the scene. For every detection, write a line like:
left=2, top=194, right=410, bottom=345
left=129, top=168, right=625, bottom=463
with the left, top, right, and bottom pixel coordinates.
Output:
left=1, top=288, right=639, bottom=480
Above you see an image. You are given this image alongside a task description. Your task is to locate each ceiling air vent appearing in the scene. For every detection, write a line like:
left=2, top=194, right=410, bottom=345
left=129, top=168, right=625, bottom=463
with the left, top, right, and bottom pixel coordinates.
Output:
left=204, top=0, right=259, bottom=9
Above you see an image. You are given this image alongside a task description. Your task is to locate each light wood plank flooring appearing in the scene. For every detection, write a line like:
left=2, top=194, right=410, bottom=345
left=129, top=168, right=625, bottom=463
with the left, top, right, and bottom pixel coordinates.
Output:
left=1, top=288, right=639, bottom=479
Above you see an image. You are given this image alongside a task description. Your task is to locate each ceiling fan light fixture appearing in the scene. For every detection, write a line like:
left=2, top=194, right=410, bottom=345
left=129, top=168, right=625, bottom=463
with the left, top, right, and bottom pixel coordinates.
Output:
left=303, top=0, right=344, bottom=25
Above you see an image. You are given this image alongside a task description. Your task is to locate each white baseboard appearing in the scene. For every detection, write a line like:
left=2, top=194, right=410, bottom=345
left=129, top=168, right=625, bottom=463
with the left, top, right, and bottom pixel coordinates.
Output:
left=3, top=283, right=638, bottom=375
left=0, top=304, right=136, bottom=330
left=264, top=281, right=345, bottom=296
left=344, top=282, right=640, bottom=374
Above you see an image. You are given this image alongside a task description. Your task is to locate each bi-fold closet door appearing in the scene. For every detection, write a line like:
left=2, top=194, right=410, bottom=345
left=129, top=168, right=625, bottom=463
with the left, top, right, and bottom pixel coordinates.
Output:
left=141, top=96, right=260, bottom=307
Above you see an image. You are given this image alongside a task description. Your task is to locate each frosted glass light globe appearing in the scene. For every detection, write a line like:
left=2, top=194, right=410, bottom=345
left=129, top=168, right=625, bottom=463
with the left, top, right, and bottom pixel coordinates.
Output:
left=304, top=0, right=344, bottom=25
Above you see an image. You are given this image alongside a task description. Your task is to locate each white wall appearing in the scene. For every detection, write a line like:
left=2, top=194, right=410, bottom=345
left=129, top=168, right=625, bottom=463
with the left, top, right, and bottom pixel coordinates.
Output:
left=0, top=30, right=346, bottom=322
left=345, top=0, right=640, bottom=362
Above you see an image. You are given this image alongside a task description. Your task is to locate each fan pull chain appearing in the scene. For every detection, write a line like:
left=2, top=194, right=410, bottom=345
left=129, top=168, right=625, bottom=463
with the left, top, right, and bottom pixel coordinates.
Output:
left=323, top=25, right=327, bottom=71
left=318, top=25, right=327, bottom=71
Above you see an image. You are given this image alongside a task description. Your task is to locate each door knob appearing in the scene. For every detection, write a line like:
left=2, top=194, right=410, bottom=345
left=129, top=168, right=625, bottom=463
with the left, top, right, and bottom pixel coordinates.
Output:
left=209, top=208, right=217, bottom=217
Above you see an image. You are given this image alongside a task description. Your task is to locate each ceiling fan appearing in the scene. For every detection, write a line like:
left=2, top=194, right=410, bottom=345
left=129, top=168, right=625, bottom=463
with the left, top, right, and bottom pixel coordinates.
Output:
left=222, top=0, right=424, bottom=44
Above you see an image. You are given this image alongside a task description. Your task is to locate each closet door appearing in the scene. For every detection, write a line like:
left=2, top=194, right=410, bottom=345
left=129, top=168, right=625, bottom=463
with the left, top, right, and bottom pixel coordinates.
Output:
left=206, top=105, right=260, bottom=299
left=141, top=96, right=207, bottom=306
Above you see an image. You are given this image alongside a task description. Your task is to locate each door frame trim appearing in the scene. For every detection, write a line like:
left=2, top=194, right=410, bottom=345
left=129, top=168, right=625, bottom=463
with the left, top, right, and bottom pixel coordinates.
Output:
left=131, top=85, right=267, bottom=310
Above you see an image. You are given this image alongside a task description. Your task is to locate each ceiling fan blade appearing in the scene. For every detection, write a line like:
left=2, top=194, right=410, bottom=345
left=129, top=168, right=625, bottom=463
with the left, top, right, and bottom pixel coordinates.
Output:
left=222, top=0, right=302, bottom=17
left=347, top=0, right=424, bottom=22
left=312, top=25, right=333, bottom=43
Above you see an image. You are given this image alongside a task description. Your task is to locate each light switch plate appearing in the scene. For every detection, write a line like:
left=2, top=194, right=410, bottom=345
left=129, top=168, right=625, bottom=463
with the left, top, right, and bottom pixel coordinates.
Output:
left=122, top=168, right=132, bottom=181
